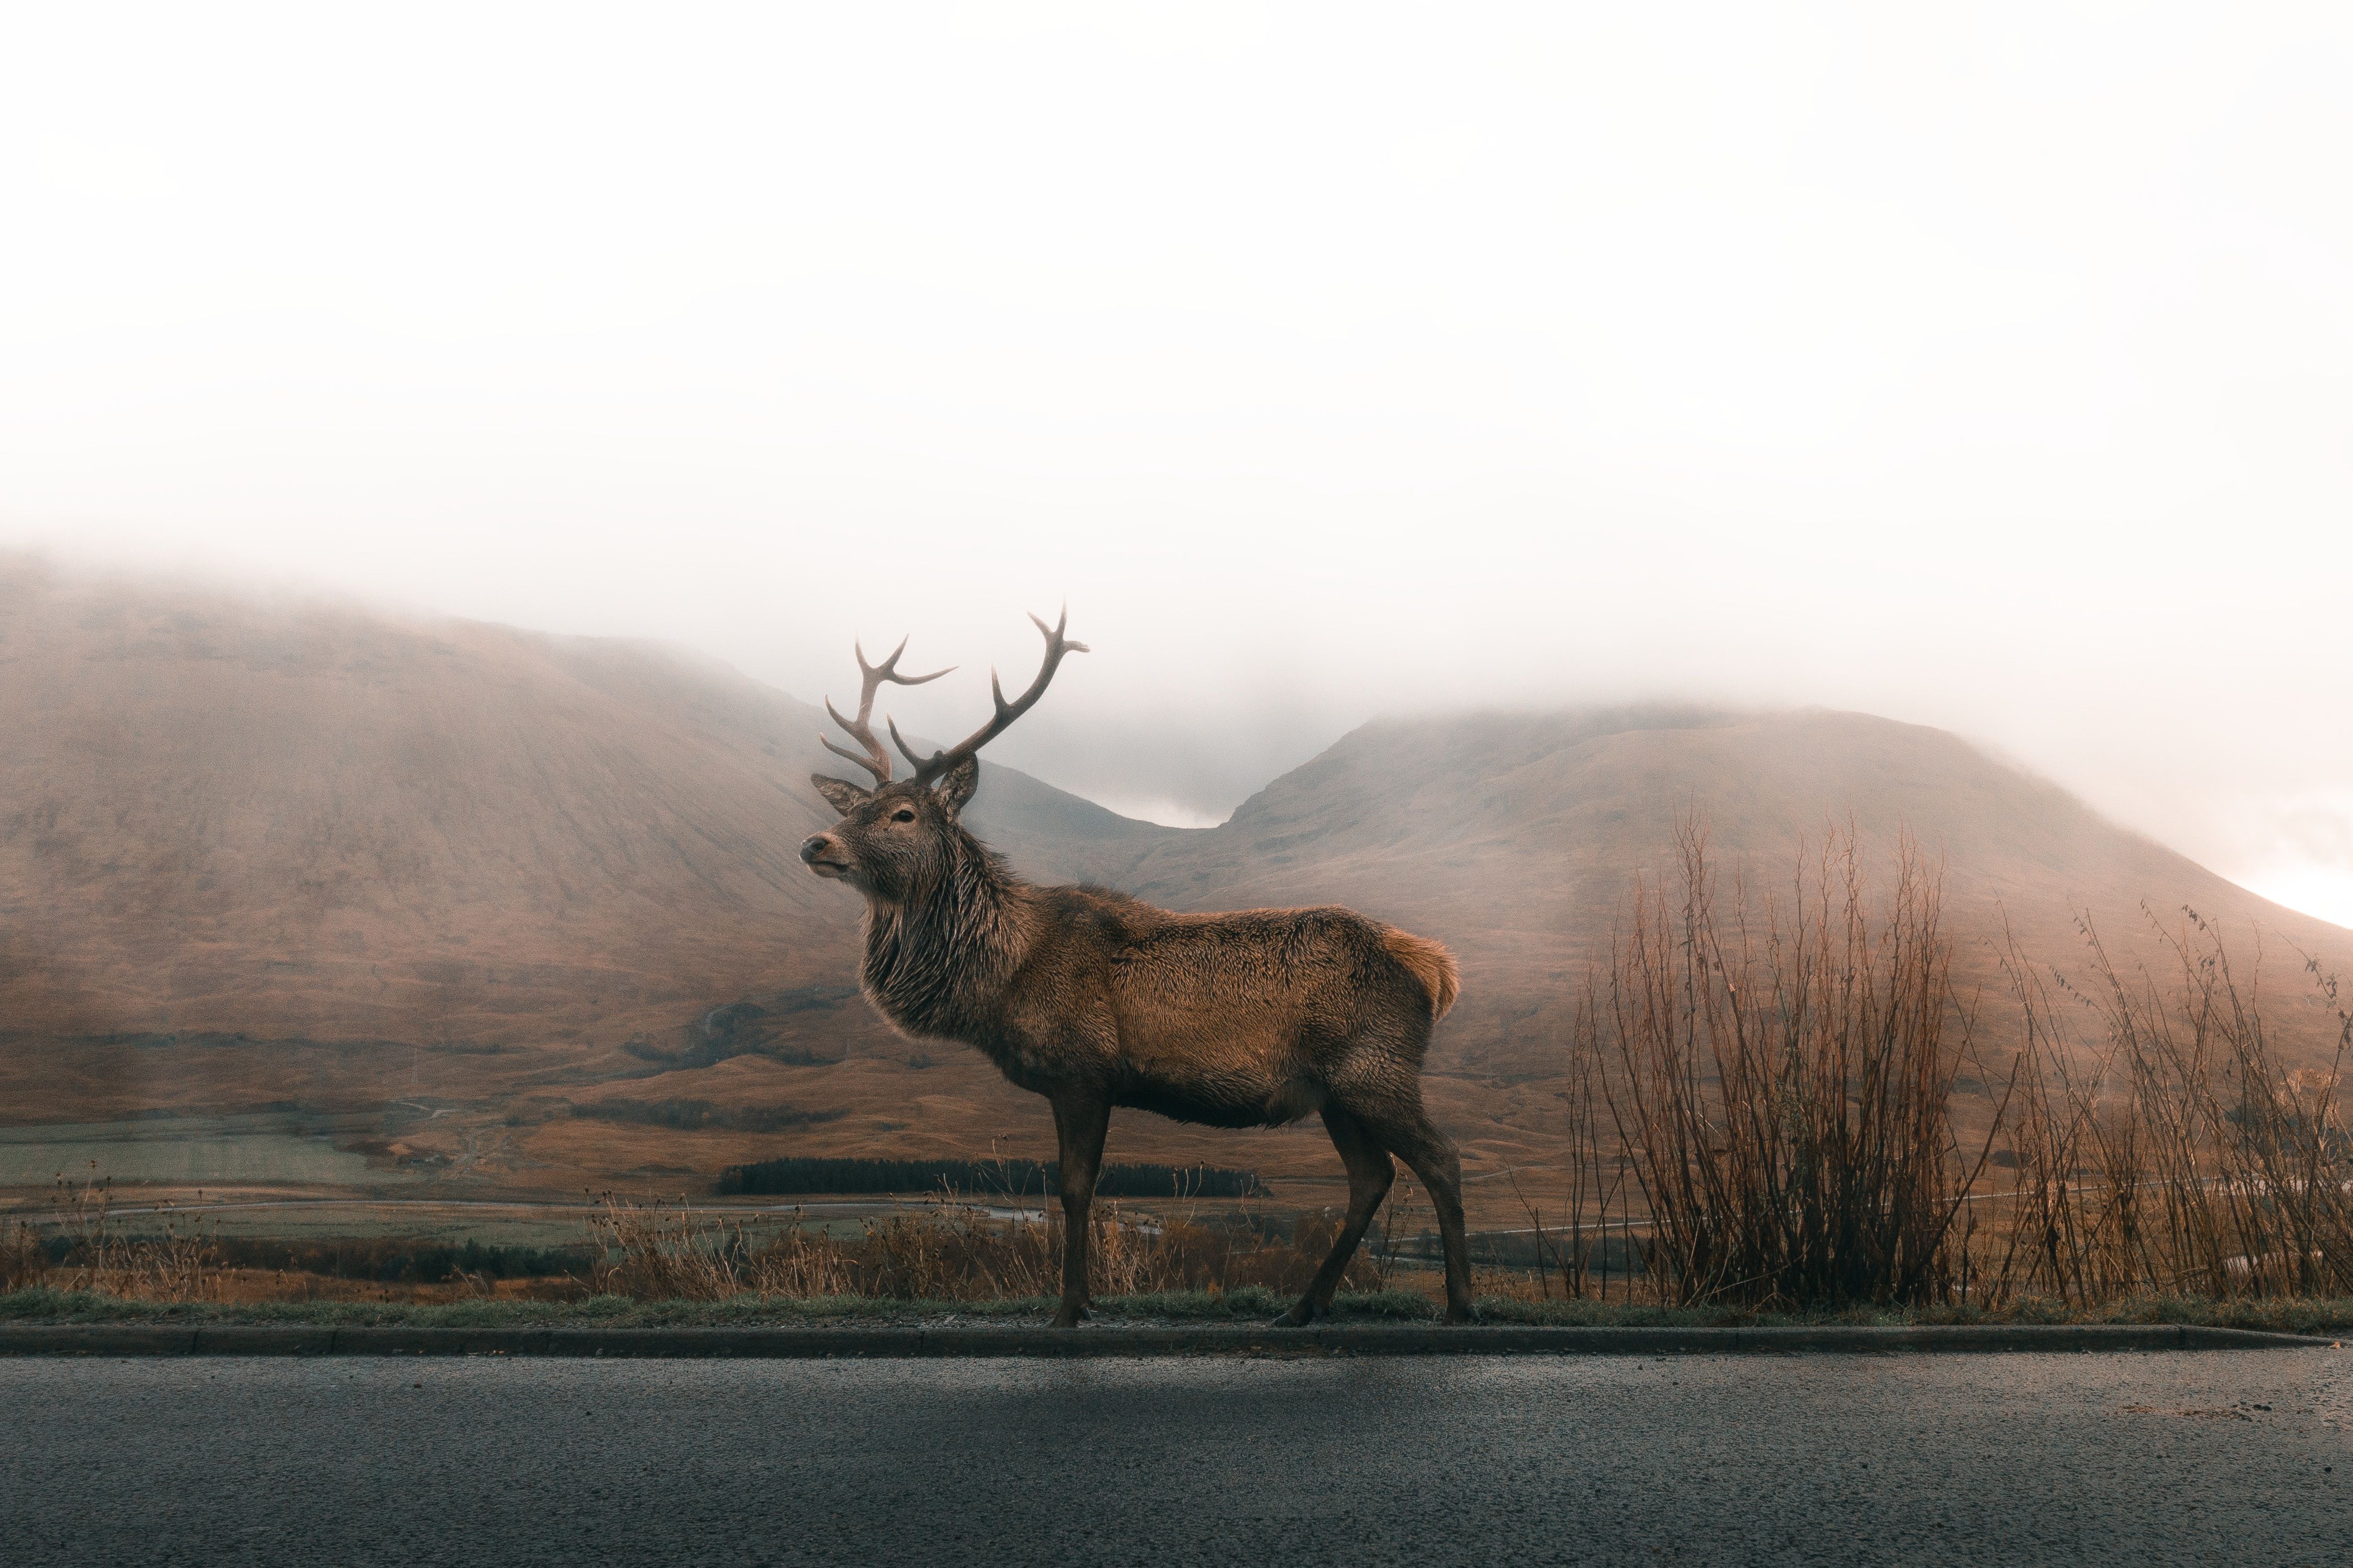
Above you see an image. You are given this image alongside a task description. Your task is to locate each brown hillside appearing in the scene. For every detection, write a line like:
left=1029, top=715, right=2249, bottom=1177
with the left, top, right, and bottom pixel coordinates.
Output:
left=3, top=559, right=2347, bottom=1198
left=1122, top=708, right=2353, bottom=1095
left=0, top=558, right=1180, bottom=1180
left=0, top=557, right=1168, bottom=1053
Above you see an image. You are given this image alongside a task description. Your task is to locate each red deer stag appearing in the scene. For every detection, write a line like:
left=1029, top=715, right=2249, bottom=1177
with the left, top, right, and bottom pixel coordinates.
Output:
left=798, top=610, right=1472, bottom=1326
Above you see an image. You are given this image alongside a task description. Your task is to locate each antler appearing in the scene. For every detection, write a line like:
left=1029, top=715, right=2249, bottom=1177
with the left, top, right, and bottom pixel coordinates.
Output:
left=895, top=607, right=1089, bottom=785
left=820, top=636, right=953, bottom=784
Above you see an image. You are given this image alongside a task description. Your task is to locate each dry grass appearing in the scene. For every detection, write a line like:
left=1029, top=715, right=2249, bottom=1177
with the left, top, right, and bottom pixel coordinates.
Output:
left=9, top=1167, right=225, bottom=1302
left=1, top=1220, right=46, bottom=1293
left=0, top=1176, right=1382, bottom=1310
left=581, top=1188, right=1379, bottom=1305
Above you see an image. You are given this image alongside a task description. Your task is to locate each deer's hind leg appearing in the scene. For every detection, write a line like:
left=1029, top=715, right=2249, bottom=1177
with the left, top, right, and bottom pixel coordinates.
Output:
left=1327, top=1019, right=1477, bottom=1323
left=1381, top=1112, right=1475, bottom=1323
left=1279, top=1104, right=1395, bottom=1326
left=1339, top=1076, right=1476, bottom=1323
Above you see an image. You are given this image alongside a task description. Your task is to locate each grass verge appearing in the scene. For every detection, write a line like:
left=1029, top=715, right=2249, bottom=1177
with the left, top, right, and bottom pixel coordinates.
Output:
left=4, top=1285, right=2347, bottom=1334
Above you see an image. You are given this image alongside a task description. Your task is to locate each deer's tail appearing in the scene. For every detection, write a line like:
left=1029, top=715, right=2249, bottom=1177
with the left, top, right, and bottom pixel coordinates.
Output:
left=1381, top=927, right=1460, bottom=1022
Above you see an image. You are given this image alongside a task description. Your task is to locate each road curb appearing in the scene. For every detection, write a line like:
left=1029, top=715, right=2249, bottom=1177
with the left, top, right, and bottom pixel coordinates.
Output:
left=0, top=1322, right=2335, bottom=1358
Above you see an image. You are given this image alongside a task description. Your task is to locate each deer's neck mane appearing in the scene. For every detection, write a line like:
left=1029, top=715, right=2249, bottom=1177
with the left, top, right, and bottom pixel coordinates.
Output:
left=858, top=830, right=1032, bottom=1040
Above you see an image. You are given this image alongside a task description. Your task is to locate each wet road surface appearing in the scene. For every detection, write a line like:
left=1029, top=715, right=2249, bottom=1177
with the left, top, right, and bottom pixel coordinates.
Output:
left=6, top=1349, right=2348, bottom=1565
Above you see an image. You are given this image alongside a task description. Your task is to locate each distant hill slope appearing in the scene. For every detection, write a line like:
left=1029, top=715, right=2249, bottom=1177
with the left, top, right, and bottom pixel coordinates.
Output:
left=1120, top=708, right=2353, bottom=1092
left=3, top=557, right=2346, bottom=1191
left=0, top=556, right=1172, bottom=1055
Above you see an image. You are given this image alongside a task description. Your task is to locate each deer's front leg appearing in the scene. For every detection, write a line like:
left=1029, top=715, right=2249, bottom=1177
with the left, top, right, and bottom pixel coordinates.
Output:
left=1049, top=1092, right=1111, bottom=1328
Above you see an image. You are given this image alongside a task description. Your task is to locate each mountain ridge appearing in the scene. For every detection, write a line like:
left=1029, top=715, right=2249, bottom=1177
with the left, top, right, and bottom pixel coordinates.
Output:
left=3, top=557, right=2345, bottom=1192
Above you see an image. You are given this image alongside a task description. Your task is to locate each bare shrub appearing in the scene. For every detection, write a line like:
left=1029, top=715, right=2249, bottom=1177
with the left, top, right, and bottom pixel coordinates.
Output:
left=1971, top=908, right=2353, bottom=1306
left=1508, top=1020, right=1635, bottom=1300
left=1592, top=823, right=1986, bottom=1308
left=1575, top=822, right=2353, bottom=1315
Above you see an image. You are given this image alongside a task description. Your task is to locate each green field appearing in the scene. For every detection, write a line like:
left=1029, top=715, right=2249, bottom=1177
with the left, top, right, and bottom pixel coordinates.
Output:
left=0, top=1117, right=397, bottom=1189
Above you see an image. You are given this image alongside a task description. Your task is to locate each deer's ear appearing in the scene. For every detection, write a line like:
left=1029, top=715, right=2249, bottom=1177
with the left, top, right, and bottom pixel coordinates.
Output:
left=810, top=774, right=871, bottom=817
left=933, top=756, right=980, bottom=818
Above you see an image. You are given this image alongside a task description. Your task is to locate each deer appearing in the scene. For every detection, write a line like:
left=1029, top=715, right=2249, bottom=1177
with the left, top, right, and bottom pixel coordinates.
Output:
left=797, top=609, right=1474, bottom=1327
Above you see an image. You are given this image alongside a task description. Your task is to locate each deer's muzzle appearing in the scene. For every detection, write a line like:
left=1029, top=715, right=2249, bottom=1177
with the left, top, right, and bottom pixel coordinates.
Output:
left=800, top=835, right=852, bottom=879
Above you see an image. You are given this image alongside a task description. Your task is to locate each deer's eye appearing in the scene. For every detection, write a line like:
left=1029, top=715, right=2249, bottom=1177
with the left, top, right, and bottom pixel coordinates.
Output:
left=892, top=808, right=917, bottom=823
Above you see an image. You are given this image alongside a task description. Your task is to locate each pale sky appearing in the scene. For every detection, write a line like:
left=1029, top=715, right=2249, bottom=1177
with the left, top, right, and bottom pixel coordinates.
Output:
left=5, top=4, right=2351, bottom=925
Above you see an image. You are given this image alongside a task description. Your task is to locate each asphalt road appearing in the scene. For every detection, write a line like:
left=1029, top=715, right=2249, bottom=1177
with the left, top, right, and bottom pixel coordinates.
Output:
left=6, top=1350, right=2348, bottom=1566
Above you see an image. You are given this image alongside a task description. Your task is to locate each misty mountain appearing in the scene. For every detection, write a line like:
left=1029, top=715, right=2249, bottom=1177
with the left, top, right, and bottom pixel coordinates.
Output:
left=0, top=556, right=1169, bottom=1054
left=3, top=558, right=2347, bottom=1183
left=1122, top=707, right=2353, bottom=1084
